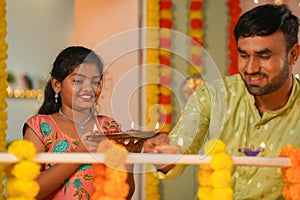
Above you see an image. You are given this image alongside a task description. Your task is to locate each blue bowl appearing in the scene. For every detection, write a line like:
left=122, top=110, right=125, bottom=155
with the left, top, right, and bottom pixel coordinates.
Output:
left=238, top=148, right=264, bottom=156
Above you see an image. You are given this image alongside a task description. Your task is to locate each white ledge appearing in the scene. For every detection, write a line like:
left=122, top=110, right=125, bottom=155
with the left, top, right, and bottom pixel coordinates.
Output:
left=0, top=153, right=291, bottom=167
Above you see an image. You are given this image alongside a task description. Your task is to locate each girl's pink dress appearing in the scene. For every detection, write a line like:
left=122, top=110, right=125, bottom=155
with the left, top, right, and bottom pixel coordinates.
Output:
left=24, top=114, right=121, bottom=200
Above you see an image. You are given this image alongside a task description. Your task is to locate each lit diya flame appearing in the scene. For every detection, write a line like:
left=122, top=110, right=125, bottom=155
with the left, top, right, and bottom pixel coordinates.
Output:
left=130, top=121, right=135, bottom=130
left=155, top=122, right=159, bottom=131
left=178, top=137, right=184, bottom=147
left=93, top=124, right=98, bottom=134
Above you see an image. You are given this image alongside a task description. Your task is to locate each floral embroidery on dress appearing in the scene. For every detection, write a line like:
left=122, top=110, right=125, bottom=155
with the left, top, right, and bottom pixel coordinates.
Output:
left=53, top=140, right=69, bottom=153
left=78, top=164, right=91, bottom=170
left=40, top=122, right=52, bottom=136
left=102, top=120, right=119, bottom=133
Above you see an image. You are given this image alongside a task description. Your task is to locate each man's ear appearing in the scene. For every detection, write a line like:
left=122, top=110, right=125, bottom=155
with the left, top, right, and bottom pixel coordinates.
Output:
left=289, top=43, right=300, bottom=65
left=51, top=77, right=61, bottom=92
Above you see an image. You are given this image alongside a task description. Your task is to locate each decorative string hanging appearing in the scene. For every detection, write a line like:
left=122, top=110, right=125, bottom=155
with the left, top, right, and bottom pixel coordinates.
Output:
left=145, top=0, right=161, bottom=199
left=189, top=0, right=204, bottom=75
left=159, top=0, right=173, bottom=133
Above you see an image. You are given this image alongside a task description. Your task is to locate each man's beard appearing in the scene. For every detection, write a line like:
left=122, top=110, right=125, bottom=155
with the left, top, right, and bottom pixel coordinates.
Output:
left=242, top=61, right=290, bottom=96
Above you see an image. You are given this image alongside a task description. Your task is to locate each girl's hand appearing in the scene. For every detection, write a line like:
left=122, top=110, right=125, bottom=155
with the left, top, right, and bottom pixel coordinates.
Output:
left=78, top=131, right=99, bottom=152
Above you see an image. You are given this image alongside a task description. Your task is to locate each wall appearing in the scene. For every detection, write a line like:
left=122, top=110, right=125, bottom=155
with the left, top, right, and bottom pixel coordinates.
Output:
left=74, top=0, right=141, bottom=130
left=6, top=0, right=74, bottom=142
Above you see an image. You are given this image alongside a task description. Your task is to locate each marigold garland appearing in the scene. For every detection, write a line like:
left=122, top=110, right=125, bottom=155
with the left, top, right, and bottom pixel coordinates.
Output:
left=6, top=140, right=40, bottom=199
left=189, top=0, right=204, bottom=75
left=0, top=0, right=8, bottom=199
left=279, top=145, right=300, bottom=200
left=197, top=139, right=233, bottom=200
left=92, top=139, right=129, bottom=200
left=227, top=0, right=241, bottom=75
left=145, top=0, right=162, bottom=199
left=159, top=0, right=173, bottom=133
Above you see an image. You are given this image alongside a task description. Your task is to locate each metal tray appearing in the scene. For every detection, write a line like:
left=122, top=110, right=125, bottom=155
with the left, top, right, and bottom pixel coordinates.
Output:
left=86, top=131, right=163, bottom=141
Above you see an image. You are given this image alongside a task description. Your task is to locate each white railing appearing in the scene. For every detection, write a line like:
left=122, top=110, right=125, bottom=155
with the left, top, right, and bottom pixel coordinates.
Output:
left=0, top=153, right=291, bottom=167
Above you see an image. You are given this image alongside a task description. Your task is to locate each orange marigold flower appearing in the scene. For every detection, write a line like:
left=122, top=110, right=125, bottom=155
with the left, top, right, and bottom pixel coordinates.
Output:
left=286, top=167, right=300, bottom=183
left=289, top=183, right=300, bottom=200
left=282, top=185, right=292, bottom=200
left=197, top=169, right=212, bottom=187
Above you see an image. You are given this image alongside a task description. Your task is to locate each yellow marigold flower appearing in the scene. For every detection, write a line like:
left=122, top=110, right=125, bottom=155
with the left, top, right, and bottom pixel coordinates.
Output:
left=146, top=172, right=160, bottom=185
left=11, top=160, right=40, bottom=181
left=197, top=186, right=213, bottom=200
left=210, top=152, right=233, bottom=170
left=211, top=170, right=231, bottom=188
left=200, top=164, right=212, bottom=171
left=190, top=29, right=204, bottom=39
left=160, top=10, right=172, bottom=19
left=191, top=45, right=203, bottom=55
left=8, top=140, right=37, bottom=160
left=212, top=186, right=233, bottom=200
left=160, top=123, right=171, bottom=132
left=159, top=104, right=172, bottom=114
left=204, top=139, right=226, bottom=155
left=6, top=178, right=40, bottom=198
left=146, top=67, right=160, bottom=75
left=0, top=164, right=6, bottom=180
left=159, top=49, right=171, bottom=57
left=190, top=10, right=203, bottom=19
left=147, top=40, right=160, bottom=48
left=146, top=95, right=159, bottom=104
left=105, top=168, right=128, bottom=182
left=7, top=197, right=35, bottom=200
left=146, top=75, right=160, bottom=84
left=160, top=29, right=172, bottom=38
left=159, top=86, right=171, bottom=95
left=197, top=168, right=212, bottom=186
left=160, top=67, right=172, bottom=76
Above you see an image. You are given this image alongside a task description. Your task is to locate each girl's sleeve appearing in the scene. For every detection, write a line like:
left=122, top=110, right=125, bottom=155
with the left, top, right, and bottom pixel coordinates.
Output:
left=96, top=115, right=122, bottom=133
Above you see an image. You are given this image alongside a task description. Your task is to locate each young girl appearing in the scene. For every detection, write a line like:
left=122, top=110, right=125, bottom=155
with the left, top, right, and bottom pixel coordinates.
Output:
left=23, top=46, right=134, bottom=199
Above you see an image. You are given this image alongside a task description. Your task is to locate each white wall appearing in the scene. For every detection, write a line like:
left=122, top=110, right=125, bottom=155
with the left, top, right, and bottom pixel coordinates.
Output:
left=6, top=0, right=74, bottom=142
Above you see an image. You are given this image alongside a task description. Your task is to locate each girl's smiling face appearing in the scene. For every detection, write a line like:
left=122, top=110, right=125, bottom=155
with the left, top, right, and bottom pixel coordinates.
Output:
left=58, top=63, right=102, bottom=112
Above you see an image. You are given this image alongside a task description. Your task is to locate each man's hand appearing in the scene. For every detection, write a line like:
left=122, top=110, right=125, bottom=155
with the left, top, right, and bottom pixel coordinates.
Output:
left=143, top=133, right=170, bottom=153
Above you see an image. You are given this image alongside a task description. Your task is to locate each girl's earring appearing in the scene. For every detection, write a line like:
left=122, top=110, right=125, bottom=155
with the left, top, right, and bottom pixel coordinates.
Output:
left=94, top=100, right=100, bottom=115
left=55, top=91, right=59, bottom=103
